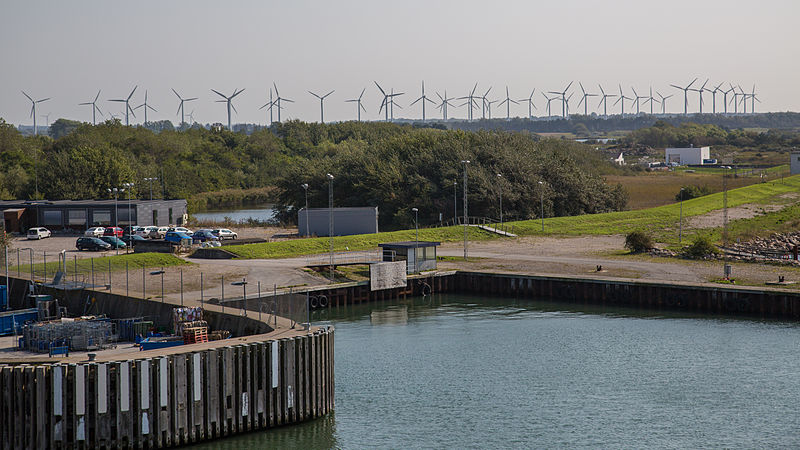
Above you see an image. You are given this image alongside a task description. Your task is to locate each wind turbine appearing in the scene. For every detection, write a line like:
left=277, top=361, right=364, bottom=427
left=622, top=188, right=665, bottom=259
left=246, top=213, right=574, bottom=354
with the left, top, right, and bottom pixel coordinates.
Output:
left=642, top=87, right=660, bottom=115
left=737, top=85, right=748, bottom=114
left=211, top=88, right=245, bottom=130
left=486, top=98, right=499, bottom=120
left=656, top=91, right=673, bottom=114
left=630, top=87, right=647, bottom=114
left=688, top=79, right=709, bottom=114
left=186, top=110, right=196, bottom=125
left=436, top=91, right=455, bottom=121
left=497, top=86, right=518, bottom=120
left=308, top=89, right=335, bottom=123
left=519, top=89, right=537, bottom=119
left=409, top=81, right=437, bottom=121
left=748, top=85, right=760, bottom=113
left=478, top=87, right=492, bottom=120
left=273, top=83, right=294, bottom=123
left=597, top=85, right=616, bottom=117
left=134, top=90, right=157, bottom=124
left=730, top=83, right=740, bottom=114
left=259, top=88, right=275, bottom=125
left=345, top=88, right=367, bottom=122
left=41, top=113, right=50, bottom=128
left=564, top=92, right=575, bottom=117
left=375, top=81, right=403, bottom=122
left=708, top=82, right=724, bottom=114
left=172, top=88, right=197, bottom=125
left=613, top=85, right=633, bottom=115
left=576, top=82, right=597, bottom=116
left=389, top=88, right=402, bottom=121
left=722, top=85, right=735, bottom=114
left=457, top=83, right=479, bottom=121
left=670, top=78, right=697, bottom=115
left=108, top=86, right=138, bottom=126
left=21, top=91, right=50, bottom=135
left=548, top=81, right=573, bottom=118
left=79, top=90, right=103, bottom=125
left=543, top=92, right=558, bottom=117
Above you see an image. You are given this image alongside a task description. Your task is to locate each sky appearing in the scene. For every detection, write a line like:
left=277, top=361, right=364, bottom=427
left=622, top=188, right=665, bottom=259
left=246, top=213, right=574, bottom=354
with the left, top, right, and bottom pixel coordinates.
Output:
left=1, top=0, right=799, bottom=127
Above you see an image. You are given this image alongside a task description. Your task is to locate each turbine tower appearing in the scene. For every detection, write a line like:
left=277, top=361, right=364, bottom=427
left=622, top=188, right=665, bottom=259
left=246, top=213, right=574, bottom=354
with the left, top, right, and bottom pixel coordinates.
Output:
left=134, top=90, right=157, bottom=124
left=21, top=91, right=51, bottom=135
left=519, top=89, right=537, bottom=119
left=597, top=85, right=616, bottom=117
left=749, top=85, right=760, bottom=113
left=486, top=98, right=498, bottom=119
left=478, top=87, right=492, bottom=120
left=388, top=88, right=402, bottom=121
left=186, top=110, right=196, bottom=125
left=722, top=85, right=735, bottom=114
left=708, top=82, right=724, bottom=114
left=577, top=82, right=597, bottom=116
left=308, top=89, right=335, bottom=123
left=670, top=78, right=697, bottom=115
left=345, top=88, right=367, bottom=122
left=737, top=85, right=748, bottom=114
left=457, top=83, right=479, bottom=121
left=211, top=88, right=245, bottom=130
left=272, top=83, right=294, bottom=123
left=109, top=86, right=138, bottom=126
left=656, top=91, right=673, bottom=114
left=79, top=90, right=103, bottom=125
left=613, top=85, right=633, bottom=115
left=548, top=81, right=573, bottom=118
left=259, top=88, right=276, bottom=125
left=409, top=81, right=437, bottom=121
left=543, top=93, right=558, bottom=118
left=729, top=83, right=740, bottom=114
left=375, top=81, right=403, bottom=122
left=688, top=79, right=709, bottom=114
left=497, top=86, right=518, bottom=120
left=630, top=87, right=647, bottom=114
left=436, top=91, right=455, bottom=121
left=642, top=87, right=660, bottom=115
left=172, top=89, right=197, bottom=125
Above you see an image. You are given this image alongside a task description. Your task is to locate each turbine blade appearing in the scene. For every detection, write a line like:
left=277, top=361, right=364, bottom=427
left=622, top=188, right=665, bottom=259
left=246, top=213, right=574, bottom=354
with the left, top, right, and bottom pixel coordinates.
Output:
left=323, top=90, right=335, bottom=98
left=128, top=85, right=138, bottom=100
left=211, top=89, right=226, bottom=99
left=374, top=81, right=386, bottom=96
left=185, top=97, right=197, bottom=102
left=172, top=88, right=181, bottom=99
left=359, top=88, right=366, bottom=100
left=95, top=90, right=101, bottom=102
left=22, top=91, right=33, bottom=102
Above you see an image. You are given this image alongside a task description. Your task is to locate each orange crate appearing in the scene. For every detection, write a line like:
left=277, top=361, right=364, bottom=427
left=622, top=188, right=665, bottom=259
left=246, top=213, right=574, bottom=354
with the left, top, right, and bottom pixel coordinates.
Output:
left=182, top=327, right=208, bottom=344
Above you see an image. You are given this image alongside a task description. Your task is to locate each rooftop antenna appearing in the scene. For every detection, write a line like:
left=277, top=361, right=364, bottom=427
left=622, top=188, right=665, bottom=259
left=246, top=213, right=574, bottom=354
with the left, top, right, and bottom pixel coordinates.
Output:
left=79, top=90, right=103, bottom=125
left=375, top=81, right=403, bottom=122
left=656, top=91, right=673, bottom=114
left=457, top=83, right=479, bottom=121
left=273, top=82, right=294, bottom=123
left=642, top=86, right=660, bottom=115
left=722, top=84, right=735, bottom=115
left=345, top=88, right=367, bottom=122
left=258, top=88, right=275, bottom=125
left=519, top=89, right=537, bottom=119
left=669, top=77, right=697, bottom=115
left=613, top=85, right=632, bottom=116
left=597, top=85, right=616, bottom=118
left=21, top=91, right=50, bottom=135
left=708, top=82, right=724, bottom=114
left=548, top=81, right=573, bottom=118
left=436, top=90, right=455, bottom=121
left=498, top=86, right=518, bottom=120
left=211, top=87, right=245, bottom=130
left=478, top=86, right=492, bottom=120
left=172, top=88, right=197, bottom=126
left=576, top=82, right=598, bottom=116
left=409, top=81, right=437, bottom=122
left=688, top=78, right=709, bottom=114
left=133, top=90, right=157, bottom=124
left=631, top=87, right=647, bottom=115
left=108, top=85, right=138, bottom=126
left=308, top=89, right=335, bottom=123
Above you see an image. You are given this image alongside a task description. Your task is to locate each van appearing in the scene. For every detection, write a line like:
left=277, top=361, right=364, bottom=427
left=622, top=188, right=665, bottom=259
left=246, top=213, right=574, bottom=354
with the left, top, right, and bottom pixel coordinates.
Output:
left=27, top=227, right=51, bottom=240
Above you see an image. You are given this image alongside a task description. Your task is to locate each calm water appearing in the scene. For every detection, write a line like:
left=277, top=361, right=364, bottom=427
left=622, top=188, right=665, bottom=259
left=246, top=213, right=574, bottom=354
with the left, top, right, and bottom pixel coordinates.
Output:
left=191, top=294, right=800, bottom=449
left=192, top=204, right=276, bottom=223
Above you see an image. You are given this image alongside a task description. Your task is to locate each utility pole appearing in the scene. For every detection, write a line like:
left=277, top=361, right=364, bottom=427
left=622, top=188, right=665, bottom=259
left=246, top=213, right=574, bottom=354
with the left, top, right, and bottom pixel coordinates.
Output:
left=327, top=173, right=334, bottom=282
left=461, top=160, right=470, bottom=260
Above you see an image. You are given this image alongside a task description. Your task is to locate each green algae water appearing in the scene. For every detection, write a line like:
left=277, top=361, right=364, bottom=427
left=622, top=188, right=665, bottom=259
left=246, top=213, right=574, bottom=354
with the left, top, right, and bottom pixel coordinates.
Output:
left=191, top=294, right=800, bottom=448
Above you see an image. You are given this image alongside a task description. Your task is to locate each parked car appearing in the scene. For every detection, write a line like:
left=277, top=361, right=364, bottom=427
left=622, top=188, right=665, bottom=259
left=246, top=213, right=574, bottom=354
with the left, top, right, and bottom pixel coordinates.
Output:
left=149, top=226, right=169, bottom=239
left=104, top=227, right=123, bottom=237
left=192, top=230, right=220, bottom=243
left=84, top=227, right=105, bottom=237
left=168, top=226, right=194, bottom=236
left=212, top=228, right=238, bottom=240
left=99, top=236, right=127, bottom=249
left=27, top=227, right=51, bottom=240
left=164, top=231, right=192, bottom=245
left=76, top=237, right=112, bottom=251
left=121, top=234, right=147, bottom=246
left=136, top=226, right=156, bottom=238
left=123, top=226, right=140, bottom=236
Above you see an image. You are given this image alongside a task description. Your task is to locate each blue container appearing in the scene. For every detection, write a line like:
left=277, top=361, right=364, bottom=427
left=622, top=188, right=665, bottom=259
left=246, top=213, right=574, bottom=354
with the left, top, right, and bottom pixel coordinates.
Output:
left=0, top=308, right=38, bottom=336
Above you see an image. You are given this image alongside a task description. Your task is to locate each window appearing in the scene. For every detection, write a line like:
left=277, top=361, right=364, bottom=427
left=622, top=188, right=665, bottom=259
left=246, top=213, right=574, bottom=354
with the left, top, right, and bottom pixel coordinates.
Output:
left=119, top=207, right=136, bottom=225
left=68, top=209, right=86, bottom=226
left=152, top=210, right=158, bottom=226
left=42, top=210, right=62, bottom=226
left=168, top=208, right=173, bottom=225
left=92, top=210, right=112, bottom=226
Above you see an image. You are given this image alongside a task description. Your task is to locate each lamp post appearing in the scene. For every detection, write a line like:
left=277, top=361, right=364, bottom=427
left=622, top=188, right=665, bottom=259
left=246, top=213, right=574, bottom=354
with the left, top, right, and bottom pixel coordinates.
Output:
left=327, top=173, right=334, bottom=282
left=149, top=268, right=165, bottom=303
left=722, top=166, right=732, bottom=248
left=453, top=181, right=457, bottom=225
left=538, top=181, right=545, bottom=232
left=461, top=160, right=470, bottom=260
left=144, top=177, right=158, bottom=201
left=497, top=173, right=503, bottom=227
left=107, top=187, right=125, bottom=255
left=123, top=182, right=135, bottom=253
left=679, top=187, right=684, bottom=243
left=301, top=183, right=310, bottom=237
left=411, top=207, right=419, bottom=273
left=231, top=279, right=248, bottom=316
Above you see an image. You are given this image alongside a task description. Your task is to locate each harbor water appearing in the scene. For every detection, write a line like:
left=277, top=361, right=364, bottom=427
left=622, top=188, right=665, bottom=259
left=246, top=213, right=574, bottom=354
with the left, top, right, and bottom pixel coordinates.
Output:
left=190, top=294, right=800, bottom=448
left=192, top=204, right=276, bottom=224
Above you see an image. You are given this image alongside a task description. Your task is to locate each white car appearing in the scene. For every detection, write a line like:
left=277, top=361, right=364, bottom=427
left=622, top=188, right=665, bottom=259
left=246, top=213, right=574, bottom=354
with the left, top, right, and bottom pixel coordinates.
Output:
left=169, top=226, right=194, bottom=236
left=212, top=228, right=238, bottom=240
left=149, top=226, right=169, bottom=239
left=136, top=226, right=158, bottom=238
left=84, top=227, right=105, bottom=237
left=27, top=227, right=51, bottom=240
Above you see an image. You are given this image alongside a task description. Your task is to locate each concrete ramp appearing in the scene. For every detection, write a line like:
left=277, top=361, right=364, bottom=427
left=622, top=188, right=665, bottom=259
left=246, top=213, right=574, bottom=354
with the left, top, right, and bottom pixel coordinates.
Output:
left=476, top=224, right=517, bottom=237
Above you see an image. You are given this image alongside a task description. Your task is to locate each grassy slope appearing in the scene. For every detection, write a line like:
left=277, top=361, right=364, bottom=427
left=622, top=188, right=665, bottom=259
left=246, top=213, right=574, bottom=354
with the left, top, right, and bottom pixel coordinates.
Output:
left=14, top=253, right=191, bottom=275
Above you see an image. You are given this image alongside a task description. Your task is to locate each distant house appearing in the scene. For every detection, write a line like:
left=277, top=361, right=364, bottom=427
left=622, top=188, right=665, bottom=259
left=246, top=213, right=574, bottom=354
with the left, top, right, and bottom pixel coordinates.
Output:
left=612, top=152, right=625, bottom=166
left=665, top=146, right=711, bottom=166
left=792, top=151, right=800, bottom=175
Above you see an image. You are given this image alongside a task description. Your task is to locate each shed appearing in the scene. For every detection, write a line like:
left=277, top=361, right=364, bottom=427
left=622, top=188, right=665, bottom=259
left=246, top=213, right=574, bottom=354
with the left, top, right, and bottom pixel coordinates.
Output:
left=791, top=151, right=800, bottom=175
left=378, top=241, right=440, bottom=274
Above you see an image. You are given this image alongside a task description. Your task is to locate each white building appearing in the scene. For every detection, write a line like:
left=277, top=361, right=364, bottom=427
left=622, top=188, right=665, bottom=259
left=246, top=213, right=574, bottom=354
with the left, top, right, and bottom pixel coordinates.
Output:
left=665, top=146, right=711, bottom=166
left=791, top=151, right=800, bottom=175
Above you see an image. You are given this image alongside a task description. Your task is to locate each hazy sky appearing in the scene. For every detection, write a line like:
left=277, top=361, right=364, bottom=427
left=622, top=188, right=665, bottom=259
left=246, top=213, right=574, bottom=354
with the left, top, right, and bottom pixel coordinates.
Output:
left=2, top=0, right=798, bottom=126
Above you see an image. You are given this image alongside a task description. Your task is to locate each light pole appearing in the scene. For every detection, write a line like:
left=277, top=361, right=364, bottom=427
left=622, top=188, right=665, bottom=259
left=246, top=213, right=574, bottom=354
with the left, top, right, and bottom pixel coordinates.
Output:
left=538, top=181, right=545, bottom=232
left=232, top=278, right=248, bottom=316
left=679, top=187, right=684, bottom=243
left=144, top=177, right=158, bottom=201
left=149, top=268, right=165, bottom=303
left=453, top=181, right=457, bottom=225
left=301, top=183, right=309, bottom=237
left=461, top=160, right=470, bottom=260
left=722, top=166, right=732, bottom=248
left=327, top=173, right=334, bottom=282
left=497, top=173, right=503, bottom=227
left=107, top=187, right=124, bottom=255
left=122, top=182, right=134, bottom=226
left=411, top=207, right=419, bottom=273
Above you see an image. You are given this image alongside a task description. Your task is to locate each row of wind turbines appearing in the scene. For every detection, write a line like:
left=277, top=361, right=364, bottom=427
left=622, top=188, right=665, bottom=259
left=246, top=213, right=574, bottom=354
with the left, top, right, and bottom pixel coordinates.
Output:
left=19, top=78, right=761, bottom=133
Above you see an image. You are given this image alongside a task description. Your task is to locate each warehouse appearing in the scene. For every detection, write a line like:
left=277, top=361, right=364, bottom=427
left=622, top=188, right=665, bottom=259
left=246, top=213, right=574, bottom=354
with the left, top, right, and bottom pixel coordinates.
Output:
left=665, top=146, right=711, bottom=166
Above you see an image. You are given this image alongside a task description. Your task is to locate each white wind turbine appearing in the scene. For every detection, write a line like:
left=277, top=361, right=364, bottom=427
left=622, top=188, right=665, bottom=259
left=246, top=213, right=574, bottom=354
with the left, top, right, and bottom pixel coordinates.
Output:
left=630, top=87, right=647, bottom=114
left=670, top=78, right=697, bottom=115
left=410, top=81, right=437, bottom=121
left=133, top=90, right=157, bottom=124
left=519, top=89, right=537, bottom=119
left=597, top=85, right=616, bottom=117
left=497, top=86, right=518, bottom=120
left=259, top=88, right=276, bottom=125
left=436, top=91, right=455, bottom=121
left=273, top=83, right=294, bottom=123
left=642, top=87, right=660, bottom=115
left=542, top=92, right=558, bottom=117
left=21, top=91, right=50, bottom=135
left=457, top=83, right=479, bottom=121
left=172, top=89, right=197, bottom=126
left=656, top=91, right=673, bottom=114
left=613, top=85, right=633, bottom=115
left=375, top=81, right=403, bottom=122
left=548, top=81, right=573, bottom=118
left=345, top=88, right=367, bottom=122
left=577, top=82, right=598, bottom=116
left=79, top=90, right=103, bottom=125
left=308, top=89, right=335, bottom=123
left=108, top=86, right=138, bottom=126
left=478, top=87, right=492, bottom=120
left=211, top=88, right=245, bottom=130
left=708, top=82, right=724, bottom=114
left=688, top=79, right=709, bottom=114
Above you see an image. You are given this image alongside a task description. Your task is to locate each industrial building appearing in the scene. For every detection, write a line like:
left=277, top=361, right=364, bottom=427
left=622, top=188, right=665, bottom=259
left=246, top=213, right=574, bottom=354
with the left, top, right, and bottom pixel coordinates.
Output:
left=0, top=199, right=187, bottom=233
left=298, top=206, right=379, bottom=237
left=665, top=146, right=711, bottom=166
left=791, top=151, right=800, bottom=175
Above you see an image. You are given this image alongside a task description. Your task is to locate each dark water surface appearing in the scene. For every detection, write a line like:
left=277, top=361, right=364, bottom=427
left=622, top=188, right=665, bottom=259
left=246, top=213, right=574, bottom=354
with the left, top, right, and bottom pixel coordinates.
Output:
left=192, top=204, right=275, bottom=223
left=190, top=294, right=800, bottom=449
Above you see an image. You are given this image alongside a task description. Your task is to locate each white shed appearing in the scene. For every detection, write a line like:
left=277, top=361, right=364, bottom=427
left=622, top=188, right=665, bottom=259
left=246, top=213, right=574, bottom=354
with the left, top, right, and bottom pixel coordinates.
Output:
left=665, top=146, right=710, bottom=166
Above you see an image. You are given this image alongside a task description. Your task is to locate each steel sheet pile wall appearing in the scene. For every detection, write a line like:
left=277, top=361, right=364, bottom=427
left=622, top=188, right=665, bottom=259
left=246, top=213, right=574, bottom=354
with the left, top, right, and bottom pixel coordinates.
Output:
left=0, top=327, right=335, bottom=449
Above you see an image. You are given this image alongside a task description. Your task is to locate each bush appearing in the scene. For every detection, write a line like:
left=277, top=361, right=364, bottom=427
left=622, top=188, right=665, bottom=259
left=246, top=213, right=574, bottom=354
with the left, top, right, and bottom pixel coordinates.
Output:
left=683, top=236, right=719, bottom=259
left=625, top=231, right=654, bottom=253
left=676, top=184, right=711, bottom=201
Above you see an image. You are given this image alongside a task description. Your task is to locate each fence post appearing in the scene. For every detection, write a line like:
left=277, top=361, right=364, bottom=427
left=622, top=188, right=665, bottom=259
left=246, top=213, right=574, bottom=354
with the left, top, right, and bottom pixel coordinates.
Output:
left=126, top=261, right=129, bottom=298
left=91, top=257, right=95, bottom=288
left=142, top=264, right=146, bottom=300
left=258, top=281, right=261, bottom=321
left=108, top=259, right=112, bottom=290
left=200, top=272, right=204, bottom=309
left=221, top=275, right=224, bottom=314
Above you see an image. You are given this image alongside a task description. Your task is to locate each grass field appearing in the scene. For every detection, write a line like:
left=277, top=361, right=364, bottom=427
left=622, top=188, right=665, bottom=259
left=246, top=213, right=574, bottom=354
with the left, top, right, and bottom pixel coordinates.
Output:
left=12, top=253, right=191, bottom=276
